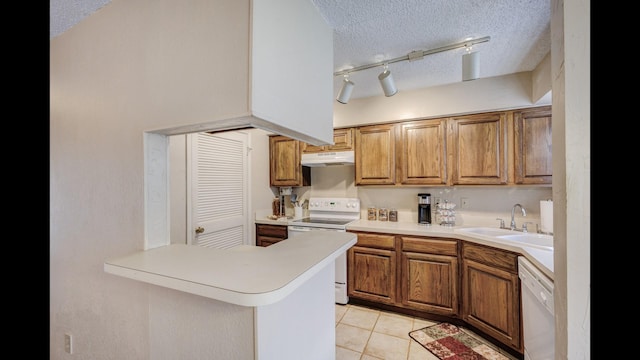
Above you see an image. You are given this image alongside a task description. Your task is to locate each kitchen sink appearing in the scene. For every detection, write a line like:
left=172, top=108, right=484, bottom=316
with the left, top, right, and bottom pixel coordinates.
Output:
left=496, top=233, right=553, bottom=249
left=456, top=227, right=515, bottom=237
left=456, top=227, right=553, bottom=250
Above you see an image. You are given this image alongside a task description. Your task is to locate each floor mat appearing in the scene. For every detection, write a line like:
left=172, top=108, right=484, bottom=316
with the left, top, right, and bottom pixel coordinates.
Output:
left=408, top=322, right=512, bottom=360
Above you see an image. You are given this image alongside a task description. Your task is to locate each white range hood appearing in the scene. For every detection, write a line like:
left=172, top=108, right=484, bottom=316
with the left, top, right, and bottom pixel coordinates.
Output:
left=301, top=151, right=355, bottom=167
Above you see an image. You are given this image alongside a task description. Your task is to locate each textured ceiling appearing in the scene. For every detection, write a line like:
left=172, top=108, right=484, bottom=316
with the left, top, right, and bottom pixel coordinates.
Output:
left=50, top=0, right=550, bottom=101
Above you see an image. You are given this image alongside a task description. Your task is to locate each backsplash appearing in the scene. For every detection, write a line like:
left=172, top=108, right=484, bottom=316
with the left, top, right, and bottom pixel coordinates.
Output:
left=293, top=166, right=552, bottom=229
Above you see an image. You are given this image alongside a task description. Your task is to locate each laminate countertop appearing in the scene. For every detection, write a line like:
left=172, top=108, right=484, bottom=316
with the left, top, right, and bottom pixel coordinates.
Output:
left=104, top=231, right=357, bottom=306
left=255, top=218, right=554, bottom=281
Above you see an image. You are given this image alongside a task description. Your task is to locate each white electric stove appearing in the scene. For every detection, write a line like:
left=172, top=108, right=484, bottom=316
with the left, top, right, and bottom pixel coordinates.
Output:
left=287, top=197, right=360, bottom=304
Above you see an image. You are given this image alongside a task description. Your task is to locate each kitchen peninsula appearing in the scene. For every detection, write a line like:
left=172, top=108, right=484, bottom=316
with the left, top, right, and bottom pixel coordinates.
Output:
left=104, top=232, right=356, bottom=360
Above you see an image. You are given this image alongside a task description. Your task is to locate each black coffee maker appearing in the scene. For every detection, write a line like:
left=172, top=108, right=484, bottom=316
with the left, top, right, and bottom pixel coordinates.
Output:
left=418, top=193, right=431, bottom=225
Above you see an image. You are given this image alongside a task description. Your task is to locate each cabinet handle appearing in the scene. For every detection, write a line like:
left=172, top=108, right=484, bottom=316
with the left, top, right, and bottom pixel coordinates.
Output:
left=195, top=226, right=205, bottom=234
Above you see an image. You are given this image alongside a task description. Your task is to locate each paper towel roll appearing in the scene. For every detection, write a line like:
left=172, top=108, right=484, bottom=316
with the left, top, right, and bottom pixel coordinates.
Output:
left=540, top=200, right=553, bottom=234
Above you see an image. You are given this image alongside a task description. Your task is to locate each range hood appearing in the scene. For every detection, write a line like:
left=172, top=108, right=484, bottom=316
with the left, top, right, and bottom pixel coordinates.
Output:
left=301, top=151, right=355, bottom=167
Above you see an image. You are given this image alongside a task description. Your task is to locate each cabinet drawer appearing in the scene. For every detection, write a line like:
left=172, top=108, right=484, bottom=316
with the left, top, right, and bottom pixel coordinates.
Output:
left=257, top=236, right=284, bottom=247
left=462, top=242, right=518, bottom=273
left=256, top=224, right=288, bottom=238
left=401, top=236, right=457, bottom=256
left=351, top=232, right=395, bottom=250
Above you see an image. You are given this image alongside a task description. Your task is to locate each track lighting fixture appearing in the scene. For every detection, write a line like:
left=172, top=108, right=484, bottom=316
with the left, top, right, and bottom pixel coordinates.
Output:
left=378, top=64, right=397, bottom=97
left=462, top=46, right=480, bottom=81
left=333, top=36, right=490, bottom=103
left=336, top=75, right=355, bottom=104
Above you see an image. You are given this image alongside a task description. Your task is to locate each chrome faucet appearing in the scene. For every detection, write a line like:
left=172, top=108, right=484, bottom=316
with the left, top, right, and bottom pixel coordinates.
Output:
left=510, top=204, right=526, bottom=230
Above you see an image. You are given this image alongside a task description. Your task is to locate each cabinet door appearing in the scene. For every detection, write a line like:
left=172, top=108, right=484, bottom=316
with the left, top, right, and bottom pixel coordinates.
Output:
left=397, top=119, right=447, bottom=185
left=328, top=128, right=354, bottom=151
left=462, top=242, right=521, bottom=352
left=302, top=128, right=354, bottom=153
left=462, top=259, right=521, bottom=352
left=400, top=252, right=458, bottom=315
left=348, top=246, right=397, bottom=304
left=400, top=236, right=458, bottom=316
left=269, top=135, right=310, bottom=186
left=355, top=124, right=396, bottom=185
left=449, top=113, right=507, bottom=185
left=514, top=107, right=552, bottom=184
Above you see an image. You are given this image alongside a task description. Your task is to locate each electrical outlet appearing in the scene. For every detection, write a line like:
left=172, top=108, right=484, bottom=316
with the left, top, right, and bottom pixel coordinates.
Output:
left=460, top=197, right=469, bottom=209
left=65, top=333, right=73, bottom=354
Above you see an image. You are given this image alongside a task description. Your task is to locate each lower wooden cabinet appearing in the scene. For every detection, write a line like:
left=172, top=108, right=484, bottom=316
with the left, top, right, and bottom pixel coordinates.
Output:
left=461, top=242, right=522, bottom=352
left=347, top=231, right=524, bottom=355
left=347, top=232, right=396, bottom=305
left=255, top=224, right=288, bottom=247
left=399, top=236, right=459, bottom=316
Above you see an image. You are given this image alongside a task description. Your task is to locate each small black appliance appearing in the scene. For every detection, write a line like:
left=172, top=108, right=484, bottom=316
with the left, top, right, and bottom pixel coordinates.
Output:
left=418, top=193, right=431, bottom=225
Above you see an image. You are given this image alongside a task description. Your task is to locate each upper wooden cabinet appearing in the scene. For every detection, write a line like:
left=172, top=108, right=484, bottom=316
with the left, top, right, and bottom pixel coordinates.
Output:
left=355, top=124, right=397, bottom=185
left=302, top=128, right=354, bottom=153
left=448, top=112, right=508, bottom=185
left=513, top=106, right=552, bottom=184
left=397, top=118, right=447, bottom=185
left=269, top=135, right=310, bottom=187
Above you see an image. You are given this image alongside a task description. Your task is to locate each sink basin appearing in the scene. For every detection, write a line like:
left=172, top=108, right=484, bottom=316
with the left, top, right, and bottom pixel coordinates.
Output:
left=496, top=233, right=553, bottom=249
left=457, top=227, right=515, bottom=237
left=456, top=227, right=553, bottom=250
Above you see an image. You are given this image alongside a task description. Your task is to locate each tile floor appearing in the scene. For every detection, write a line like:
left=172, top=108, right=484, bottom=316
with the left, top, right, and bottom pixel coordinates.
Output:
left=335, top=303, right=519, bottom=360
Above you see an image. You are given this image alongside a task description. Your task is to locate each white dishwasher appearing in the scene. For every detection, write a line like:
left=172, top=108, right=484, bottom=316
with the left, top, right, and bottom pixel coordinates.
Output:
left=518, top=257, right=554, bottom=360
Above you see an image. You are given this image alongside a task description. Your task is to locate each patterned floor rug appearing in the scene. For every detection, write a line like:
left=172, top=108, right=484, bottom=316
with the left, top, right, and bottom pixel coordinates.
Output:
left=408, top=322, right=512, bottom=360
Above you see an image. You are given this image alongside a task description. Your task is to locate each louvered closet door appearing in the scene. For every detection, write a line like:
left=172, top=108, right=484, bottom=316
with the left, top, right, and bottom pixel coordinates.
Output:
left=187, top=131, right=248, bottom=248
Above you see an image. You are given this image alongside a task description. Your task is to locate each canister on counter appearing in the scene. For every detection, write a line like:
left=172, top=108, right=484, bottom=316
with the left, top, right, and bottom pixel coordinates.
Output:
left=378, top=207, right=388, bottom=221
left=389, top=208, right=398, bottom=222
left=367, top=206, right=377, bottom=220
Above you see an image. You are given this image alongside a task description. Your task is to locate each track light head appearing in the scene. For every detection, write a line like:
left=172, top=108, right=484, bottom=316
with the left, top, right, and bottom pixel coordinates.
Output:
left=378, top=65, right=397, bottom=97
left=336, top=76, right=355, bottom=104
left=462, top=49, right=480, bottom=81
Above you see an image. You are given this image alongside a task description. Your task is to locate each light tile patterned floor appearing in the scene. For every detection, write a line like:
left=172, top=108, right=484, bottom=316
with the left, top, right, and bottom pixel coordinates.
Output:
left=335, top=303, right=519, bottom=360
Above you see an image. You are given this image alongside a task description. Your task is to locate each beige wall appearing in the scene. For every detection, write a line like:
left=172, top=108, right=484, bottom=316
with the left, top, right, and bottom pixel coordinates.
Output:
left=332, top=72, right=550, bottom=128
left=551, top=0, right=591, bottom=358
left=50, top=0, right=255, bottom=358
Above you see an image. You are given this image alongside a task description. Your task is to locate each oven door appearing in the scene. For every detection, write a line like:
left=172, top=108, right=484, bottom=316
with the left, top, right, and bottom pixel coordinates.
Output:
left=286, top=226, right=349, bottom=305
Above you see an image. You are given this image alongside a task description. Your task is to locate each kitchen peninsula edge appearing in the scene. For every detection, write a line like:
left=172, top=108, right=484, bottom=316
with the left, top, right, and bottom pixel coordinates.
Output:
left=104, top=232, right=356, bottom=306
left=104, top=232, right=357, bottom=360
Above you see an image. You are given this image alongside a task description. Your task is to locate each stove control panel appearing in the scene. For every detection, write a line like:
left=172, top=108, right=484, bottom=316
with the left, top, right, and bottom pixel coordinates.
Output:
left=308, top=197, right=360, bottom=213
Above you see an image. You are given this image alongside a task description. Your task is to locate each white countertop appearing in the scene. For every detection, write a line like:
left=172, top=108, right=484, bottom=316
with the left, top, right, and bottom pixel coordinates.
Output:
left=104, top=232, right=357, bottom=306
left=255, top=217, right=553, bottom=280
left=347, top=220, right=554, bottom=280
